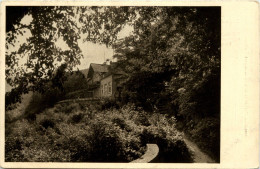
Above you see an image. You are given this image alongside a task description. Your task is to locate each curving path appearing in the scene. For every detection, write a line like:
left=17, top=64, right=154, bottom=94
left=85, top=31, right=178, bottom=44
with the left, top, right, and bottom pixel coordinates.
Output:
left=183, top=135, right=215, bottom=163
left=131, top=144, right=159, bottom=163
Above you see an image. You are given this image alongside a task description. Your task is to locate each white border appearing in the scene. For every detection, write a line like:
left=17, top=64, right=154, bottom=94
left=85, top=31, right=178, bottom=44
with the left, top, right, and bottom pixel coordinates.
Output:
left=0, top=1, right=259, bottom=168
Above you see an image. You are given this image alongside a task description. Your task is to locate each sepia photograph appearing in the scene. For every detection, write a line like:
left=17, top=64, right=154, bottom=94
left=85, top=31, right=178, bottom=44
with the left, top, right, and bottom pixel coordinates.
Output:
left=4, top=5, right=221, bottom=164
left=0, top=0, right=257, bottom=168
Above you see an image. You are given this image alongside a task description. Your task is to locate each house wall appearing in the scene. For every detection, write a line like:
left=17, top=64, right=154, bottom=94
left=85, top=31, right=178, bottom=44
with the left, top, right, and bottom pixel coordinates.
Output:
left=93, top=87, right=100, bottom=98
left=100, top=75, right=113, bottom=98
left=89, top=73, right=124, bottom=99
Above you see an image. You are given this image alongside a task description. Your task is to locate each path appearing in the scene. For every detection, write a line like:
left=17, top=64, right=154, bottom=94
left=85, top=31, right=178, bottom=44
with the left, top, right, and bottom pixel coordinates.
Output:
left=131, top=144, right=159, bottom=163
left=183, top=135, right=215, bottom=163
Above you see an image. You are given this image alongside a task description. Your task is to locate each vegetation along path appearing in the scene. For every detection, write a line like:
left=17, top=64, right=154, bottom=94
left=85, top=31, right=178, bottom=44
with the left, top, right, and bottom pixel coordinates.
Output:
left=183, top=135, right=215, bottom=163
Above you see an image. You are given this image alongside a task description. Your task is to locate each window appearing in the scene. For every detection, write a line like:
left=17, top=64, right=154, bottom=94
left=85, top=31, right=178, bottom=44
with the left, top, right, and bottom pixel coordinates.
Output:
left=104, top=84, right=107, bottom=95
left=108, top=82, right=112, bottom=94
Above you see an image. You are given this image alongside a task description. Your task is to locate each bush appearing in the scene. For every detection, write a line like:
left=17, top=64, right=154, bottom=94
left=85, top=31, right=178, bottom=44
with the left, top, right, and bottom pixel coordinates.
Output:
left=189, top=117, right=220, bottom=161
left=100, top=97, right=119, bottom=110
left=24, top=88, right=64, bottom=121
left=40, top=119, right=55, bottom=129
left=63, top=71, right=88, bottom=94
left=112, top=117, right=128, bottom=130
left=59, top=102, right=81, bottom=114
left=70, top=113, right=84, bottom=124
left=85, top=109, right=146, bottom=162
left=134, top=111, right=151, bottom=127
left=88, top=120, right=125, bottom=162
left=5, top=103, right=191, bottom=162
left=170, top=71, right=220, bottom=162
left=140, top=114, right=193, bottom=162
left=66, top=136, right=91, bottom=162
left=5, top=136, right=24, bottom=162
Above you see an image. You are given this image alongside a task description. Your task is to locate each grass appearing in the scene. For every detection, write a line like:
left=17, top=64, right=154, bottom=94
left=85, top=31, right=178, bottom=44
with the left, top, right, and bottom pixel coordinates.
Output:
left=5, top=92, right=33, bottom=123
left=189, top=118, right=220, bottom=162
left=5, top=101, right=192, bottom=162
left=176, top=117, right=220, bottom=162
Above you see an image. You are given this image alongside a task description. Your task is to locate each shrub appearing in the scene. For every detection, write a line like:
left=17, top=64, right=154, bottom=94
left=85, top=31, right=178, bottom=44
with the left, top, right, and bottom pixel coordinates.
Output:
left=140, top=113, right=193, bottom=162
left=5, top=93, right=32, bottom=122
left=88, top=120, right=125, bottom=162
left=66, top=136, right=91, bottom=162
left=112, top=117, right=128, bottom=130
left=171, top=71, right=220, bottom=162
left=63, top=71, right=88, bottom=94
left=189, top=117, right=220, bottom=161
left=24, top=89, right=64, bottom=121
left=24, top=93, right=43, bottom=118
left=59, top=103, right=81, bottom=114
left=40, top=119, right=55, bottom=129
left=5, top=102, right=191, bottom=162
left=134, top=111, right=151, bottom=126
left=100, top=97, right=119, bottom=110
left=70, top=113, right=84, bottom=124
left=5, top=136, right=24, bottom=162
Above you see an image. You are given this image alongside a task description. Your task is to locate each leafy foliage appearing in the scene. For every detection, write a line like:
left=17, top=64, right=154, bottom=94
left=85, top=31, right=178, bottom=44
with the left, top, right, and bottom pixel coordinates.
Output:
left=5, top=103, right=192, bottom=162
left=6, top=6, right=220, bottom=162
left=23, top=87, right=64, bottom=121
left=189, top=118, right=220, bottom=161
left=5, top=6, right=135, bottom=106
left=6, top=7, right=81, bottom=94
left=113, top=7, right=220, bottom=106
left=110, top=7, right=220, bottom=161
left=63, top=70, right=88, bottom=93
left=6, top=7, right=220, bottom=110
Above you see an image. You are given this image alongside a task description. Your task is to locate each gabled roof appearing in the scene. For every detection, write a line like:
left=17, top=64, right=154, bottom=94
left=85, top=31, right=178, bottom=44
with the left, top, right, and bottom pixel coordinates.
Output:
left=90, top=63, right=109, bottom=73
left=100, top=63, right=126, bottom=80
left=79, top=68, right=89, bottom=78
left=87, top=62, right=126, bottom=81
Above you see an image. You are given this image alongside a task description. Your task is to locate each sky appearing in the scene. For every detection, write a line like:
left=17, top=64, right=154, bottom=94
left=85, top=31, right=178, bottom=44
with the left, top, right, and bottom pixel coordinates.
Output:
left=72, top=23, right=133, bottom=70
left=9, top=13, right=133, bottom=70
left=5, top=13, right=133, bottom=92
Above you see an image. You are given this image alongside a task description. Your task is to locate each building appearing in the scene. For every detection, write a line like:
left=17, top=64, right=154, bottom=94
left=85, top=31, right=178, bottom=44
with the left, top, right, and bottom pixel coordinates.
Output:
left=86, top=63, right=125, bottom=98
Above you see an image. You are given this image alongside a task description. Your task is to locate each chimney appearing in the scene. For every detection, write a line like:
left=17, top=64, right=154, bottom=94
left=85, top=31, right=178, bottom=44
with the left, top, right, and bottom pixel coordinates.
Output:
left=106, top=59, right=110, bottom=65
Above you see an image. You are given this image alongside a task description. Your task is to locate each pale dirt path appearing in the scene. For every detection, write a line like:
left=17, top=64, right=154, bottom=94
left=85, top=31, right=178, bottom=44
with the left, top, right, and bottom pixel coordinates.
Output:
left=183, top=135, right=215, bottom=163
left=131, top=144, right=159, bottom=163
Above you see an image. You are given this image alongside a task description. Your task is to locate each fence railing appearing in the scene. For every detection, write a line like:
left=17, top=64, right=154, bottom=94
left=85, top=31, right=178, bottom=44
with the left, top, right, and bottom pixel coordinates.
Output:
left=57, top=97, right=100, bottom=104
left=65, top=89, right=93, bottom=99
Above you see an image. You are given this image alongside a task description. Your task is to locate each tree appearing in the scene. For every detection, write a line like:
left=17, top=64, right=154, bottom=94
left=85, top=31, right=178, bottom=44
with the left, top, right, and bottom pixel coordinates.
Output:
left=6, top=6, right=220, bottom=111
left=5, top=6, right=136, bottom=107
left=6, top=6, right=220, bottom=160
left=112, top=7, right=220, bottom=111
left=63, top=70, right=88, bottom=93
left=110, top=7, right=220, bottom=160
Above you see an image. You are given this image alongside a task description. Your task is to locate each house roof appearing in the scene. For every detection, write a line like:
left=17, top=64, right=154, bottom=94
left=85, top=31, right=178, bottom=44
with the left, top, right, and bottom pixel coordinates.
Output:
left=90, top=63, right=109, bottom=73
left=100, top=63, right=126, bottom=80
left=86, top=62, right=126, bottom=81
left=79, top=68, right=89, bottom=78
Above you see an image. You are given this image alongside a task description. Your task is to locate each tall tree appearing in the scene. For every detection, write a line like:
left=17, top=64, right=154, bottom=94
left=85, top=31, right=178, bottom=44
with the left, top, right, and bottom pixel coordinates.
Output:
left=5, top=6, right=134, bottom=107
left=5, top=6, right=220, bottom=109
left=112, top=7, right=220, bottom=110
